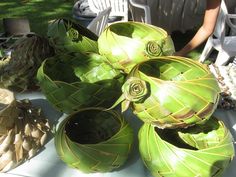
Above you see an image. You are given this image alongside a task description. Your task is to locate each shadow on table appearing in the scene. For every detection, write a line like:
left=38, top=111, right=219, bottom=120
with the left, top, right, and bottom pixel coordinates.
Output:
left=211, top=156, right=236, bottom=177
left=30, top=98, right=63, bottom=125
left=113, top=109, right=145, bottom=170
left=30, top=98, right=63, bottom=154
left=37, top=159, right=76, bottom=177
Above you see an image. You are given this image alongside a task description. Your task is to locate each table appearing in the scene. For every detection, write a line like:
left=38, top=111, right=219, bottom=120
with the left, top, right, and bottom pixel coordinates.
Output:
left=1, top=91, right=236, bottom=177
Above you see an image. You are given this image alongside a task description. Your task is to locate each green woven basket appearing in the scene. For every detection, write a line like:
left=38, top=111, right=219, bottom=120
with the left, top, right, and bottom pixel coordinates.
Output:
left=54, top=107, right=134, bottom=173
left=47, top=18, right=98, bottom=54
left=37, top=52, right=125, bottom=114
left=114, top=56, right=220, bottom=128
left=98, top=21, right=175, bottom=73
left=139, top=116, right=235, bottom=177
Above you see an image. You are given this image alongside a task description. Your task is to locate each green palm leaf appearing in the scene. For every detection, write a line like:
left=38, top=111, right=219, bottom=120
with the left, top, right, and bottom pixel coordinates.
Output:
left=116, top=56, right=220, bottom=128
left=47, top=18, right=98, bottom=54
left=138, top=117, right=235, bottom=177
left=55, top=108, right=134, bottom=173
left=98, top=22, right=175, bottom=72
left=37, top=52, right=125, bottom=114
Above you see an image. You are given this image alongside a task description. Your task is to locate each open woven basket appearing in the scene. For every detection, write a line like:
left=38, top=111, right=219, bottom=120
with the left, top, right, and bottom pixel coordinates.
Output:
left=0, top=88, right=51, bottom=172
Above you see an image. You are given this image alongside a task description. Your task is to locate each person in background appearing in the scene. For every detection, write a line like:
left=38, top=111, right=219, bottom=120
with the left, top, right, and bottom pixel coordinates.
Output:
left=174, top=0, right=222, bottom=56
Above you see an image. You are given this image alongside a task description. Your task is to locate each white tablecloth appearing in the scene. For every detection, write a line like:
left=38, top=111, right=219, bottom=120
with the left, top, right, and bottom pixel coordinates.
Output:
left=1, top=91, right=236, bottom=177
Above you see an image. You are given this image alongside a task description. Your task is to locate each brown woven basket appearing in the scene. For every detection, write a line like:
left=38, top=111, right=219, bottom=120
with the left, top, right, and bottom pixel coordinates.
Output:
left=0, top=89, right=51, bottom=172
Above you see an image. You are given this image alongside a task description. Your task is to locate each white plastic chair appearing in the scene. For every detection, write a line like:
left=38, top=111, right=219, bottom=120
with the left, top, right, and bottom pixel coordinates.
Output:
left=129, top=0, right=151, bottom=24
left=228, top=7, right=236, bottom=35
left=88, top=0, right=129, bottom=21
left=87, top=7, right=111, bottom=36
left=199, top=0, right=236, bottom=66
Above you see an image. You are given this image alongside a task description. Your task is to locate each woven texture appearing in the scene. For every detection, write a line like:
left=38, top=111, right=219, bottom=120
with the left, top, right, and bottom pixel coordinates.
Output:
left=37, top=52, right=125, bottom=114
left=138, top=117, right=235, bottom=177
left=98, top=21, right=175, bottom=72
left=55, top=108, right=133, bottom=173
left=0, top=89, right=51, bottom=172
left=0, top=35, right=54, bottom=91
left=47, top=18, right=98, bottom=54
left=115, top=56, right=221, bottom=128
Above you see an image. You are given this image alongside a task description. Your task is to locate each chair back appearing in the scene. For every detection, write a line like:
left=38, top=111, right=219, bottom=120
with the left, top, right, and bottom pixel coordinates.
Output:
left=213, top=0, right=228, bottom=39
left=87, top=7, right=112, bottom=36
left=88, top=0, right=129, bottom=21
left=199, top=0, right=236, bottom=65
left=129, top=0, right=151, bottom=24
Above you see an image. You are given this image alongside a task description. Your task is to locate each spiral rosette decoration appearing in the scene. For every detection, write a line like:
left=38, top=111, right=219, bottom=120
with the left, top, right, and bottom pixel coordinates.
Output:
left=37, top=52, right=125, bottom=114
left=114, top=56, right=221, bottom=128
left=138, top=117, right=235, bottom=177
left=0, top=88, right=51, bottom=172
left=0, top=35, right=55, bottom=91
left=47, top=18, right=98, bottom=54
left=54, top=107, right=134, bottom=173
left=98, top=21, right=175, bottom=72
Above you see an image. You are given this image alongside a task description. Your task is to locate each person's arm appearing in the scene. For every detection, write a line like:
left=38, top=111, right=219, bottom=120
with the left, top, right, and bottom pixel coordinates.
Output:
left=174, top=0, right=221, bottom=57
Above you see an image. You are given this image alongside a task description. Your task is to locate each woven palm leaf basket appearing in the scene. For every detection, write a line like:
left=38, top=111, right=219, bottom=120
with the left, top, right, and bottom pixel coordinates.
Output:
left=0, top=35, right=54, bottom=92
left=54, top=107, right=134, bottom=173
left=0, top=88, right=51, bottom=172
left=98, top=21, right=175, bottom=73
left=114, top=56, right=221, bottom=129
left=37, top=52, right=125, bottom=114
left=139, top=116, right=235, bottom=177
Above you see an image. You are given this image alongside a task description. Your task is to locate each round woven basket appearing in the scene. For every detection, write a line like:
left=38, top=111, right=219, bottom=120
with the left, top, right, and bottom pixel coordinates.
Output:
left=0, top=89, right=51, bottom=172
left=138, top=116, right=235, bottom=177
left=116, top=56, right=220, bottom=129
left=55, top=107, right=134, bottom=173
